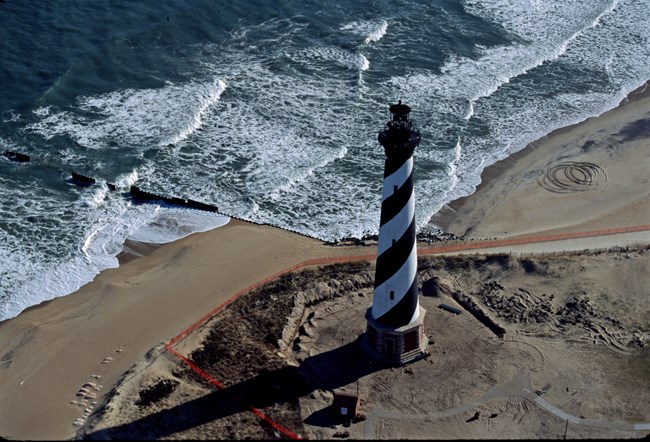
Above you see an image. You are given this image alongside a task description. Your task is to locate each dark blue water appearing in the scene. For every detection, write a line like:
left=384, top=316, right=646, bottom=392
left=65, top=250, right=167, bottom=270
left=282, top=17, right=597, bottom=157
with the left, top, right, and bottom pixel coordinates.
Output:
left=1, top=0, right=649, bottom=320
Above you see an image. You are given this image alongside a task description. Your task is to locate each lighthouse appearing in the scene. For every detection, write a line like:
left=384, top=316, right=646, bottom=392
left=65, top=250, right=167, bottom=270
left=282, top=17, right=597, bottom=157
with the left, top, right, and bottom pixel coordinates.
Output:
left=362, top=101, right=428, bottom=365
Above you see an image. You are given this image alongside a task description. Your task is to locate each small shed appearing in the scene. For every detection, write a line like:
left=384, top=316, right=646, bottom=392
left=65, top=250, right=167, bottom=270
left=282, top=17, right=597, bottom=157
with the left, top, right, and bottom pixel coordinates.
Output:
left=331, top=391, right=361, bottom=420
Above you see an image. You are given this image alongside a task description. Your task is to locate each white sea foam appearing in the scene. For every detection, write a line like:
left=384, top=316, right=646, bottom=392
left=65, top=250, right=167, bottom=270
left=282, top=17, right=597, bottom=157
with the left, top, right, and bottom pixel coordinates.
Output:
left=81, top=185, right=108, bottom=209
left=268, top=144, right=348, bottom=201
left=161, top=79, right=227, bottom=146
left=4, top=1, right=650, bottom=323
left=393, top=0, right=624, bottom=127
left=0, top=136, right=15, bottom=151
left=26, top=79, right=228, bottom=151
left=366, top=20, right=388, bottom=44
left=0, top=181, right=119, bottom=320
left=126, top=208, right=230, bottom=244
left=0, top=158, right=228, bottom=321
left=115, top=169, right=139, bottom=189
left=290, top=46, right=371, bottom=71
left=0, top=232, right=34, bottom=320
left=390, top=0, right=650, bottom=176
left=462, top=100, right=473, bottom=120
left=2, top=111, right=22, bottom=123
left=142, top=58, right=372, bottom=223
left=463, top=0, right=620, bottom=43
left=360, top=54, right=370, bottom=71
left=340, top=19, right=388, bottom=44
left=447, top=138, right=462, bottom=192
left=0, top=248, right=113, bottom=321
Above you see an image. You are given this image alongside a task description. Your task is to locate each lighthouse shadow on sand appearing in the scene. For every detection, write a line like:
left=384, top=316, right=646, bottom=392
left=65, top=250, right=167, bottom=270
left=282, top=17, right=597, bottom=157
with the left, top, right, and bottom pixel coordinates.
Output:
left=81, top=336, right=392, bottom=439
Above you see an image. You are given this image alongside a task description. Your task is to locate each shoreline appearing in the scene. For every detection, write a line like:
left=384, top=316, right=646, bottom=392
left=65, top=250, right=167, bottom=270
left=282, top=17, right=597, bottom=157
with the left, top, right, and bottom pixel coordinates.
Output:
left=116, top=239, right=164, bottom=265
left=429, top=80, right=650, bottom=239
left=0, top=80, right=649, bottom=440
left=0, top=218, right=369, bottom=441
left=4, top=81, right=647, bottom=324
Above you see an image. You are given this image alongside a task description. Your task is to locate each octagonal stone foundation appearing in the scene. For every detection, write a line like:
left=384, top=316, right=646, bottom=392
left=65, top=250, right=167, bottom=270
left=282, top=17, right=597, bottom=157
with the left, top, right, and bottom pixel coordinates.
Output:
left=361, top=306, right=428, bottom=365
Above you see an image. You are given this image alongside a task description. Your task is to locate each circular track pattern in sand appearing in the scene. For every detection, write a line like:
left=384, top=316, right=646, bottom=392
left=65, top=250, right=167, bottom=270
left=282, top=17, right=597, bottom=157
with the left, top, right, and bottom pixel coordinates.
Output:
left=539, top=161, right=607, bottom=193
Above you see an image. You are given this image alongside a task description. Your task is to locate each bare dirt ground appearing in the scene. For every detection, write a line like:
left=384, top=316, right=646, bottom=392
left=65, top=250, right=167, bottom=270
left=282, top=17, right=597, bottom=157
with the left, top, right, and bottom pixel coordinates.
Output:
left=78, top=246, right=650, bottom=440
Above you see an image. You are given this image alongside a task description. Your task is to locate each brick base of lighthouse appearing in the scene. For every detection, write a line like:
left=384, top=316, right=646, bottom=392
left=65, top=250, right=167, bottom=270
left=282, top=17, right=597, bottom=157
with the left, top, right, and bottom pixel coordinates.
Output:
left=361, top=306, right=428, bottom=365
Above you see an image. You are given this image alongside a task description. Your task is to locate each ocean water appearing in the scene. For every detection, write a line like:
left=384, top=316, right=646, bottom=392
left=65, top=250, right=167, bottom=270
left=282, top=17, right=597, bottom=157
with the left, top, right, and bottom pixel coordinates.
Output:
left=1, top=0, right=649, bottom=321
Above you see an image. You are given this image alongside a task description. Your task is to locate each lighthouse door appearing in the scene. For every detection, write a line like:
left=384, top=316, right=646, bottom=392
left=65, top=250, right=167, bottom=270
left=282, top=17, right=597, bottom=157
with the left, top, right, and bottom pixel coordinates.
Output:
left=384, top=336, right=396, bottom=357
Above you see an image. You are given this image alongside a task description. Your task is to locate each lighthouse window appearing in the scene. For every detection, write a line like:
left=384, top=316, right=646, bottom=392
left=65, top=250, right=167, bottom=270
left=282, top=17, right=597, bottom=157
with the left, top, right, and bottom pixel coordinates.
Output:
left=390, top=291, right=394, bottom=300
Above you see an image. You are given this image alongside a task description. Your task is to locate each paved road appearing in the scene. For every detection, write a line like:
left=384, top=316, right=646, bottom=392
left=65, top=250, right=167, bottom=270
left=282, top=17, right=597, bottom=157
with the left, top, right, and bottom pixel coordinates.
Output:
left=418, top=225, right=650, bottom=257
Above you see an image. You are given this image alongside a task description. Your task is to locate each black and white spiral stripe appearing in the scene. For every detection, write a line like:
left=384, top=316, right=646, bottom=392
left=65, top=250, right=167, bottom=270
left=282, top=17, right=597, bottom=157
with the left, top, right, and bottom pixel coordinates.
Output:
left=371, top=153, right=419, bottom=326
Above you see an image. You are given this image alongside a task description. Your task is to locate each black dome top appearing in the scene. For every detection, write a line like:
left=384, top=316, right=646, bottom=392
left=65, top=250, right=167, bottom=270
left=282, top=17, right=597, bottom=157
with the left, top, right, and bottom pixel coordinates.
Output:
left=389, top=100, right=411, bottom=119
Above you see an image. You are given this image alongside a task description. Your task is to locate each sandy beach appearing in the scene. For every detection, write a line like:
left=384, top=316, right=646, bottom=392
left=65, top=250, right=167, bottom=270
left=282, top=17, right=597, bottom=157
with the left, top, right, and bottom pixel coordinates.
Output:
left=0, top=221, right=369, bottom=440
left=1, top=83, right=649, bottom=440
left=429, top=82, right=650, bottom=239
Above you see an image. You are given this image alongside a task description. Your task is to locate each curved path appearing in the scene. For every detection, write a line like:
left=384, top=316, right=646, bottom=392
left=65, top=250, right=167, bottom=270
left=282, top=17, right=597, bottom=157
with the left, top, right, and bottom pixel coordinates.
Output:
left=165, top=222, right=650, bottom=440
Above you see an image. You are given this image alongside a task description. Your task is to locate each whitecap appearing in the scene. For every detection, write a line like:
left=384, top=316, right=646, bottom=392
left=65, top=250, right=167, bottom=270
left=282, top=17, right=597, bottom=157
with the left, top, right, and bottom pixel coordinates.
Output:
left=26, top=79, right=228, bottom=151
left=340, top=19, right=388, bottom=44
left=289, top=46, right=371, bottom=71
left=126, top=207, right=230, bottom=244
